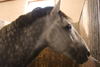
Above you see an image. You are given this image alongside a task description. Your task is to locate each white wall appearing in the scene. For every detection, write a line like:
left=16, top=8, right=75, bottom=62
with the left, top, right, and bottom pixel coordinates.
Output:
left=0, top=0, right=27, bottom=22
left=56, top=0, right=84, bottom=23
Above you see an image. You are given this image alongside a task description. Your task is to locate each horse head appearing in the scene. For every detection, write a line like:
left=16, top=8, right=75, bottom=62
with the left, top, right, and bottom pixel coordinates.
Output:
left=46, top=0, right=90, bottom=64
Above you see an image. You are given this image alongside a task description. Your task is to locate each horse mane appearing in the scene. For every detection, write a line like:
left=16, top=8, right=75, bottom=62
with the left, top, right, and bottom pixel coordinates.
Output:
left=0, top=7, right=69, bottom=34
left=14, top=7, right=69, bottom=28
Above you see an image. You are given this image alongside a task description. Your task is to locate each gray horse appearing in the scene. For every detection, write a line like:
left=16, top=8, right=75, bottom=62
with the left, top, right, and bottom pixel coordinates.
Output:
left=0, top=0, right=90, bottom=67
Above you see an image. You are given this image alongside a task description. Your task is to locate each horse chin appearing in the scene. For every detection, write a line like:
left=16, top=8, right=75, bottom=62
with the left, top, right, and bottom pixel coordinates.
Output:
left=74, top=60, right=84, bottom=64
left=74, top=59, right=88, bottom=64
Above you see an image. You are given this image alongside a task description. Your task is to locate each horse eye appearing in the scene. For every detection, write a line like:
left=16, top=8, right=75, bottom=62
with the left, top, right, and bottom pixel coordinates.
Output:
left=65, top=24, right=72, bottom=30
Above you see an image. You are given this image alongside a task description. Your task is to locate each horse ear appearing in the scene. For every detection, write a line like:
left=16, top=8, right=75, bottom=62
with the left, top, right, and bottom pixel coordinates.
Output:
left=50, top=0, right=61, bottom=15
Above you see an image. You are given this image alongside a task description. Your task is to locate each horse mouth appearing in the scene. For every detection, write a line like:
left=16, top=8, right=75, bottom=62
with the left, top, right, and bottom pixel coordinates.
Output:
left=74, top=57, right=88, bottom=64
left=73, top=55, right=89, bottom=64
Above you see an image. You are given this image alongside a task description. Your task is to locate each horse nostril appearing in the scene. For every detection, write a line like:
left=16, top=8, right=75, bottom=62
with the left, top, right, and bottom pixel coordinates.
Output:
left=87, top=51, right=90, bottom=57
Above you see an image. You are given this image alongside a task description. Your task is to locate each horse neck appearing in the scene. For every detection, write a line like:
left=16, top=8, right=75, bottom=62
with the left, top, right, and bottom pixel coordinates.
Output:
left=0, top=17, right=48, bottom=66
left=17, top=17, right=48, bottom=58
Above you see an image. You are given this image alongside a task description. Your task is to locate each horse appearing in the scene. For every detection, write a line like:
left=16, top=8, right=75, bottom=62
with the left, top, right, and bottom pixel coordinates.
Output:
left=0, top=0, right=90, bottom=67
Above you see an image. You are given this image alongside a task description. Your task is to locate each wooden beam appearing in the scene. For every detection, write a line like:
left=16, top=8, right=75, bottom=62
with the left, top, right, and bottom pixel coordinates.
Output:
left=0, top=0, right=15, bottom=3
left=28, top=0, right=46, bottom=4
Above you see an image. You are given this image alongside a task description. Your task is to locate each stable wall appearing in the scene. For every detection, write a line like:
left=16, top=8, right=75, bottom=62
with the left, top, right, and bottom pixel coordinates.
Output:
left=78, top=0, right=100, bottom=67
